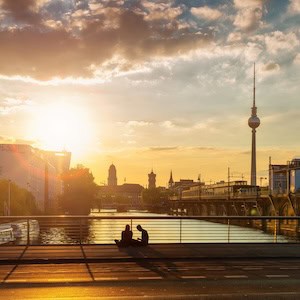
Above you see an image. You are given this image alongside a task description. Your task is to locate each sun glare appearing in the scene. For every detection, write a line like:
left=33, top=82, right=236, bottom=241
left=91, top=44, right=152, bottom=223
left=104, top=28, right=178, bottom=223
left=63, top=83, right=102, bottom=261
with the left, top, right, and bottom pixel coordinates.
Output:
left=30, top=103, right=93, bottom=154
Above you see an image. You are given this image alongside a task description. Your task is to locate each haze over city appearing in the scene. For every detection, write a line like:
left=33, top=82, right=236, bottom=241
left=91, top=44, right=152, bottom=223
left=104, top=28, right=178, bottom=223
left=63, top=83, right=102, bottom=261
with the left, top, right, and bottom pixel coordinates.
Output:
left=0, top=0, right=299, bottom=186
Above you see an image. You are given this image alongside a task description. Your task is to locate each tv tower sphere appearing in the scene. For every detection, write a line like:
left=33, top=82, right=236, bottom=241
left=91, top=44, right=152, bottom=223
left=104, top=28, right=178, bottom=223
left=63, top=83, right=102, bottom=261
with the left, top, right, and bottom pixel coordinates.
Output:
left=248, top=115, right=260, bottom=129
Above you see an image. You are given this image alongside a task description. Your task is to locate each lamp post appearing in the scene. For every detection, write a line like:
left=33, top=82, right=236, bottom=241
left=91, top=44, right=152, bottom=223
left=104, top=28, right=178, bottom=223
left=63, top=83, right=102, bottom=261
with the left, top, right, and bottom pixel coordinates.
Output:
left=198, top=174, right=201, bottom=201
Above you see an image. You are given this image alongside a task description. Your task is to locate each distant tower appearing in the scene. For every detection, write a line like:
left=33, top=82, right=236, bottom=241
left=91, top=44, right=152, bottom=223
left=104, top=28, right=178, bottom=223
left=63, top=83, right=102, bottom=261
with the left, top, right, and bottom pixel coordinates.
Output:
left=248, top=63, right=260, bottom=186
left=168, top=170, right=174, bottom=188
left=108, top=164, right=117, bottom=186
left=148, top=169, right=156, bottom=189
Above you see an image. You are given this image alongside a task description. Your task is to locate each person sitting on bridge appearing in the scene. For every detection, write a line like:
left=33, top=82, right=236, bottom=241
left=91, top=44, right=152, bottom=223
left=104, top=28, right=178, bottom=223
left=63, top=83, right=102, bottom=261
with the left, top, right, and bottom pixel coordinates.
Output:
left=132, top=225, right=149, bottom=246
left=114, top=224, right=133, bottom=247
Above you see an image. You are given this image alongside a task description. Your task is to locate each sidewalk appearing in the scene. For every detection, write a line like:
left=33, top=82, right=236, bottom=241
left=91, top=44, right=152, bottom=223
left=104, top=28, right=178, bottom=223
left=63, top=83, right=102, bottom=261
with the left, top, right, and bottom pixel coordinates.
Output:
left=1, top=243, right=300, bottom=264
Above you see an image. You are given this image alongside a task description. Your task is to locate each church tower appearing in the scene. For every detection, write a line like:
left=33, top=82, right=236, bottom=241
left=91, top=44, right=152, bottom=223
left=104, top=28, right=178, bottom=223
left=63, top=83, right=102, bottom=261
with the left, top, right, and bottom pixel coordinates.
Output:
left=108, top=164, right=117, bottom=186
left=148, top=169, right=156, bottom=189
left=168, top=170, right=174, bottom=188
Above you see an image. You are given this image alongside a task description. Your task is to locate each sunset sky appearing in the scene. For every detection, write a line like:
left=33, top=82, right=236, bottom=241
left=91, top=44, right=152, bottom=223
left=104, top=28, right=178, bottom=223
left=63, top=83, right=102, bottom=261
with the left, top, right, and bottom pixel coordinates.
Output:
left=0, top=0, right=299, bottom=186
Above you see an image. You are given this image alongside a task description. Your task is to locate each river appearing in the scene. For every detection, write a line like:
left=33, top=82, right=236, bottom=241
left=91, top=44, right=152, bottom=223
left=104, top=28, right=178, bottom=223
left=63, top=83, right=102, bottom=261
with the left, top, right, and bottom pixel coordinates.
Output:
left=37, top=210, right=291, bottom=245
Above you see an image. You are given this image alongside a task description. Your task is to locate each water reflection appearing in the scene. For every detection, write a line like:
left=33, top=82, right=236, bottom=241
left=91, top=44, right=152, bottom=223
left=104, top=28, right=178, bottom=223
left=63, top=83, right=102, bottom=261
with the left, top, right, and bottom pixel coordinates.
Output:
left=86, top=211, right=290, bottom=244
left=38, top=210, right=291, bottom=245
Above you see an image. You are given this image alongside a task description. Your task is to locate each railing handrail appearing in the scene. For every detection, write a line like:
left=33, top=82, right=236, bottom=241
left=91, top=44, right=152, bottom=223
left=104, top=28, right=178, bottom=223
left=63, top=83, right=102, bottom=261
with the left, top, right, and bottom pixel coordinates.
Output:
left=1, top=214, right=298, bottom=246
left=0, top=215, right=300, bottom=220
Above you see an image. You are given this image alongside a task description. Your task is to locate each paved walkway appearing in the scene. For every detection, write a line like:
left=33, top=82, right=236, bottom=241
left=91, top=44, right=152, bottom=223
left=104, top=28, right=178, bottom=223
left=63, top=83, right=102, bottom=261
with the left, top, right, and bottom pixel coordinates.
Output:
left=1, top=243, right=300, bottom=264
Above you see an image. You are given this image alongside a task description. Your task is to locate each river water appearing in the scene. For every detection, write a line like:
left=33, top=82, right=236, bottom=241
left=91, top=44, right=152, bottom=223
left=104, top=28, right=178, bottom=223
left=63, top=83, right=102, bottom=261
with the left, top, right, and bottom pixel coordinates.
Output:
left=38, top=210, right=291, bottom=245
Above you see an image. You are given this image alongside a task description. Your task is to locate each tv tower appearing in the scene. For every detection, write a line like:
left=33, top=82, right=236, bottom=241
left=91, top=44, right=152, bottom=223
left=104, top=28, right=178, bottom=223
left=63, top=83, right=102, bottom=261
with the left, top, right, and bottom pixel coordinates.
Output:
left=248, top=63, right=260, bottom=186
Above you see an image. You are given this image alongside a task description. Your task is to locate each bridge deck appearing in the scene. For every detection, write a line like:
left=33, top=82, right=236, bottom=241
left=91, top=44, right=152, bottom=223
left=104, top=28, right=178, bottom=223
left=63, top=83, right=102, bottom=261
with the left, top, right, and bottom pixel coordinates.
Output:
left=1, top=243, right=300, bottom=264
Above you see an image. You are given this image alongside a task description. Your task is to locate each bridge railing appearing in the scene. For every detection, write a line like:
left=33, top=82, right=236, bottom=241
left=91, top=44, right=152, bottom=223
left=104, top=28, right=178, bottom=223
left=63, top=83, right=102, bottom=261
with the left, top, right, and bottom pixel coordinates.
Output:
left=0, top=216, right=299, bottom=246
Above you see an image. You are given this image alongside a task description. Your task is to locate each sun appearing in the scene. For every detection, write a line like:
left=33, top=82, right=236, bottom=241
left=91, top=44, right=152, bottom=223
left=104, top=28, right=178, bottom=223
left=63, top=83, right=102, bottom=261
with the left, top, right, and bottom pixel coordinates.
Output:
left=30, top=103, right=93, bottom=154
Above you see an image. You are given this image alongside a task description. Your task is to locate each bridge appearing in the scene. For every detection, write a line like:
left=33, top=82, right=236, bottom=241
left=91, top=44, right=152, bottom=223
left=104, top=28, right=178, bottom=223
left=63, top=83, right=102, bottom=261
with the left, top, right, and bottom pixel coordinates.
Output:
left=1, top=215, right=300, bottom=299
left=169, top=190, right=300, bottom=219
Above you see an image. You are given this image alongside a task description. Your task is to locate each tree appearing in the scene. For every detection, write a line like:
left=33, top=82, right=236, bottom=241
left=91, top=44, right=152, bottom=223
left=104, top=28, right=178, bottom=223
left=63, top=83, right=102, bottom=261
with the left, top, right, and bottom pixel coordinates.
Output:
left=0, top=179, right=40, bottom=215
left=142, top=188, right=170, bottom=212
left=60, top=165, right=97, bottom=215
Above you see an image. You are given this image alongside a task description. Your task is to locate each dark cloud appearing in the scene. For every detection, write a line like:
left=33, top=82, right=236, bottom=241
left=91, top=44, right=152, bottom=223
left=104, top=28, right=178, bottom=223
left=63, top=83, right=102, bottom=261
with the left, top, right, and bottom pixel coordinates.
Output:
left=0, top=28, right=87, bottom=80
left=0, top=2, right=214, bottom=80
left=0, top=0, right=41, bottom=25
left=263, top=62, right=279, bottom=71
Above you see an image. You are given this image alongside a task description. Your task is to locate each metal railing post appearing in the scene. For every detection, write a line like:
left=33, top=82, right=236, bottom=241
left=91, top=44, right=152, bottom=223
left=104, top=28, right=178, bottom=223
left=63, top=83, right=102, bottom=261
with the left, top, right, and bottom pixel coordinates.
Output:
left=27, top=218, right=30, bottom=246
left=227, top=219, right=230, bottom=243
left=274, top=218, right=278, bottom=243
left=180, top=218, right=182, bottom=243
left=79, top=218, right=82, bottom=245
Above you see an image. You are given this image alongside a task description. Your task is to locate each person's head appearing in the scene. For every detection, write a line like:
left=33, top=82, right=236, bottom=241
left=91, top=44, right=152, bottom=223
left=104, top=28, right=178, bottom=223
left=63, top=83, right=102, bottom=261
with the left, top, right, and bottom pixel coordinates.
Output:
left=125, top=224, right=130, bottom=231
left=137, top=225, right=142, bottom=231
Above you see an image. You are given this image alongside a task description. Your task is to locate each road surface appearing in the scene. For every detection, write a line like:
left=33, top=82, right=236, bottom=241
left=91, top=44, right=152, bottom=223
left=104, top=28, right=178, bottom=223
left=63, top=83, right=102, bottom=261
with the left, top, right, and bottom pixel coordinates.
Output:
left=1, top=258, right=300, bottom=299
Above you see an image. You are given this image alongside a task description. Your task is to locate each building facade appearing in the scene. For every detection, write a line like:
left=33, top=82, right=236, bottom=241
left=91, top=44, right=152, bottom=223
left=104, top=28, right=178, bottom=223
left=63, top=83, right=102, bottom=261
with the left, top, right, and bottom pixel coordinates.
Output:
left=269, top=164, right=287, bottom=195
left=269, top=158, right=300, bottom=195
left=0, top=144, right=71, bottom=213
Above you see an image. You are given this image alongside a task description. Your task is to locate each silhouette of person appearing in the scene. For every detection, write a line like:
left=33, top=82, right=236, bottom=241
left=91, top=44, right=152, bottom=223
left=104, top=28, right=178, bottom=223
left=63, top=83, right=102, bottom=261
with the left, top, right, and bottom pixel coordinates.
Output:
left=132, top=225, right=149, bottom=246
left=114, top=224, right=133, bottom=247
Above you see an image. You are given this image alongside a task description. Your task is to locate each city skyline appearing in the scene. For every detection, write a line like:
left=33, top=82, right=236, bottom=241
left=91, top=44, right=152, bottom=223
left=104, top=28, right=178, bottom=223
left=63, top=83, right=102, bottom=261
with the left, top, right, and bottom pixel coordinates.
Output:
left=0, top=0, right=299, bottom=186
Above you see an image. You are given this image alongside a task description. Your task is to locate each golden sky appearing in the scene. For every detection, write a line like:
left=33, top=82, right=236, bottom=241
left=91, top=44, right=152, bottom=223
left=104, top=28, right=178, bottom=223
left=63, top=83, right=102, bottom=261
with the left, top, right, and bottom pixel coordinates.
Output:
left=0, top=0, right=299, bottom=186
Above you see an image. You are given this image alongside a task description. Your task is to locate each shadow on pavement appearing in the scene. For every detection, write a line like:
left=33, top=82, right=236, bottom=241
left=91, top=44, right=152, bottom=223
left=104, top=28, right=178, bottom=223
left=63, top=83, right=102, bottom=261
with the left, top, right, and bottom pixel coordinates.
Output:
left=1, top=246, right=28, bottom=285
left=117, top=246, right=181, bottom=279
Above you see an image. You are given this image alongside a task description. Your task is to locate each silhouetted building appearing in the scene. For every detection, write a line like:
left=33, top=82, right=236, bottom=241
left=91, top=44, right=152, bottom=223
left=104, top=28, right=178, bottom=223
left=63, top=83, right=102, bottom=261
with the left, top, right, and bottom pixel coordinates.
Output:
left=108, top=164, right=117, bottom=186
left=168, top=170, right=174, bottom=188
left=167, top=173, right=198, bottom=200
left=148, top=169, right=156, bottom=189
left=98, top=183, right=144, bottom=208
left=98, top=164, right=144, bottom=209
left=0, top=144, right=71, bottom=213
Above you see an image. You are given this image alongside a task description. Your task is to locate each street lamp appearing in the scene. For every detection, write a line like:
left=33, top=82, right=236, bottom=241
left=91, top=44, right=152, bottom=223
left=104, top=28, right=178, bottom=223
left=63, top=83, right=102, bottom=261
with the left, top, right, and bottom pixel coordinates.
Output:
left=198, top=174, right=201, bottom=201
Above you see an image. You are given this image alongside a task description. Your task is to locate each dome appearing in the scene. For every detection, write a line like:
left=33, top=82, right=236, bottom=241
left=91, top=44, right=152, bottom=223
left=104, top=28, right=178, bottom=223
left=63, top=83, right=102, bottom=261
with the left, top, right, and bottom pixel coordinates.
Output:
left=248, top=116, right=260, bottom=129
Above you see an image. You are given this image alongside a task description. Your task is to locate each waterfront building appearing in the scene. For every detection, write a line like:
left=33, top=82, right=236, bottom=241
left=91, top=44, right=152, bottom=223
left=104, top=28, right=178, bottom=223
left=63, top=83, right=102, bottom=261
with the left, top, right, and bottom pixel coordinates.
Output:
left=289, top=159, right=300, bottom=193
left=269, top=164, right=287, bottom=195
left=0, top=144, right=71, bottom=213
left=148, top=169, right=156, bottom=189
left=269, top=158, right=300, bottom=195
left=248, top=63, right=260, bottom=186
left=108, top=164, right=117, bottom=186
left=168, top=177, right=197, bottom=200
left=98, top=183, right=144, bottom=208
